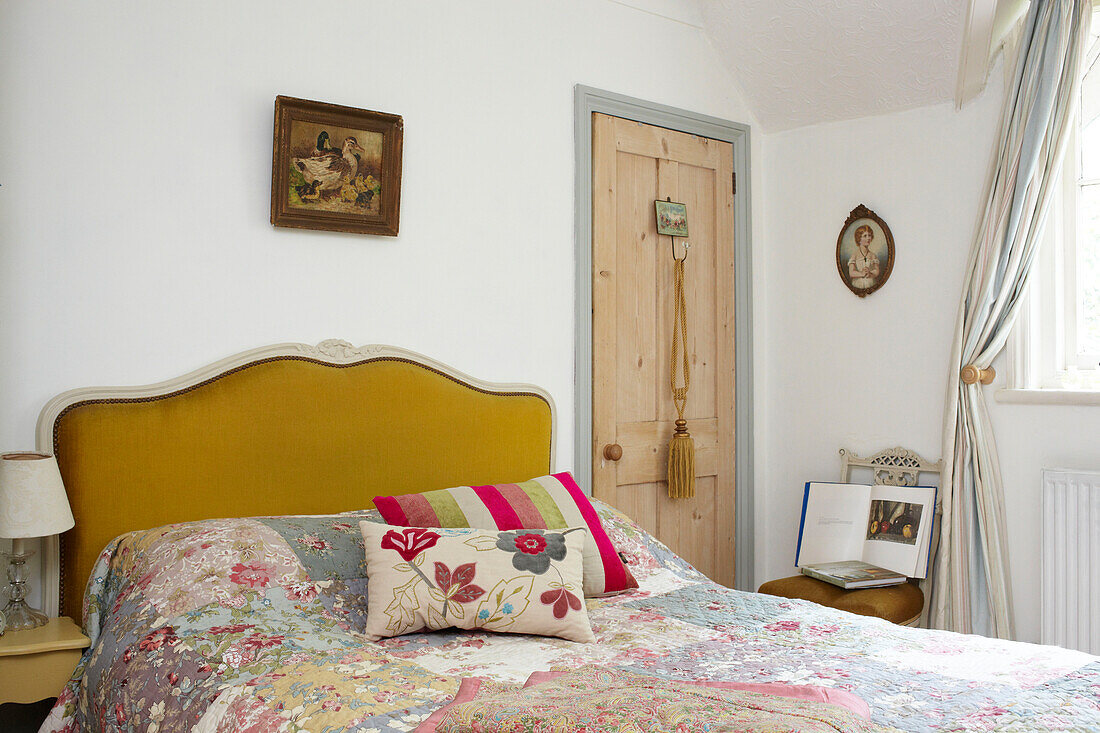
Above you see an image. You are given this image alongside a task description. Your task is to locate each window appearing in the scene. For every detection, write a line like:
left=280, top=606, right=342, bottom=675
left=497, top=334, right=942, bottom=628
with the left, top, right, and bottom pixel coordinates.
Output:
left=1007, top=7, right=1100, bottom=396
left=1076, top=24, right=1100, bottom=370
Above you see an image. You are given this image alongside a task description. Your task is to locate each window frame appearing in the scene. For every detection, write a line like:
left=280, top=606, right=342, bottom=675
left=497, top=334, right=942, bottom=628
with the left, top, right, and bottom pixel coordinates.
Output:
left=1002, top=12, right=1100, bottom=402
left=1070, top=54, right=1100, bottom=372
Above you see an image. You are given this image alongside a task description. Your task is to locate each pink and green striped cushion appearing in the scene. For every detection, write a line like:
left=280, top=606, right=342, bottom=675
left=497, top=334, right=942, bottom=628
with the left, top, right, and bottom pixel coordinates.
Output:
left=373, top=472, right=637, bottom=596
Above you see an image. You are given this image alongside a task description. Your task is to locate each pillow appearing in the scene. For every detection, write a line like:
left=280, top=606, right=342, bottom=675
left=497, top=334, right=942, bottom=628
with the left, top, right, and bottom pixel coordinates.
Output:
left=359, top=521, right=595, bottom=643
left=373, top=472, right=637, bottom=597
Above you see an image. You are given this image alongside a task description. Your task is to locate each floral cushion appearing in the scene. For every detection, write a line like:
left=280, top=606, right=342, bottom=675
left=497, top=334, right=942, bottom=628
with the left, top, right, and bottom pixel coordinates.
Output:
left=372, top=472, right=637, bottom=597
left=359, top=522, right=595, bottom=643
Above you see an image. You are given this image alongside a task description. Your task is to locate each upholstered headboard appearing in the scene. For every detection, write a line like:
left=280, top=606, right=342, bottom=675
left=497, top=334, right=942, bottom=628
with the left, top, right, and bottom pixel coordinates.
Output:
left=35, top=341, right=555, bottom=621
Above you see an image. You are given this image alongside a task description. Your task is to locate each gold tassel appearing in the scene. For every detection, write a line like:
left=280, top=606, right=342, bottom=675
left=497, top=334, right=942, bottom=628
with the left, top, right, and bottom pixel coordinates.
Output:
left=666, top=243, right=694, bottom=500
left=667, top=419, right=695, bottom=498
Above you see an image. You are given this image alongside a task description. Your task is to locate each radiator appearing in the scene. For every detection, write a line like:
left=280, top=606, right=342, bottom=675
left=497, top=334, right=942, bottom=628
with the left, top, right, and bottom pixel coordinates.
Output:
left=1042, top=468, right=1100, bottom=654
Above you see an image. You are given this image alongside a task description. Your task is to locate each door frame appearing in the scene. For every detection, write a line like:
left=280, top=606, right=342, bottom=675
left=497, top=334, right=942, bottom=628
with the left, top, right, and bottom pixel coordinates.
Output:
left=573, top=85, right=754, bottom=591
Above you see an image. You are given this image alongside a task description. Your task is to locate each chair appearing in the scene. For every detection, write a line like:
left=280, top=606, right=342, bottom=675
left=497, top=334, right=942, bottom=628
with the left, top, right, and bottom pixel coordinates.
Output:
left=757, top=447, right=942, bottom=627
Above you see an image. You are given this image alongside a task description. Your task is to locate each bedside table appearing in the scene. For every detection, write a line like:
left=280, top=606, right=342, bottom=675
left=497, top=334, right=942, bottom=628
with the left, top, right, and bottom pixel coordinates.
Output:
left=0, top=617, right=89, bottom=704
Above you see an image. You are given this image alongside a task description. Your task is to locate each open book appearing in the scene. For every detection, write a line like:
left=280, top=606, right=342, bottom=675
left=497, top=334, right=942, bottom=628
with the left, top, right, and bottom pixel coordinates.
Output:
left=795, top=482, right=936, bottom=589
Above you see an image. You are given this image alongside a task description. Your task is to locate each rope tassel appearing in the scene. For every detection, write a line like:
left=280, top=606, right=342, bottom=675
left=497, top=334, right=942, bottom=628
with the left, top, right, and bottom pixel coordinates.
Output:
left=667, top=248, right=694, bottom=499
left=668, top=419, right=695, bottom=498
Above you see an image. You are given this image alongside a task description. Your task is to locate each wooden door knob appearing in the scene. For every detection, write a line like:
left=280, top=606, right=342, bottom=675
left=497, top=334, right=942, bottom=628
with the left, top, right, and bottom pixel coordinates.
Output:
left=603, top=443, right=623, bottom=461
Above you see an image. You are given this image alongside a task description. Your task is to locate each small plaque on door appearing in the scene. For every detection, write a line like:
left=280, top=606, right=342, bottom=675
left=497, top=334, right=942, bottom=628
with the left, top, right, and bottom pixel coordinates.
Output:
left=655, top=200, right=688, bottom=237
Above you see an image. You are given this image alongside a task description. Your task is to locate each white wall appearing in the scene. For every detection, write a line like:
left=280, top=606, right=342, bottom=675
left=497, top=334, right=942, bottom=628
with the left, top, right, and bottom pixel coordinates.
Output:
left=4, top=0, right=1086, bottom=648
left=0, top=0, right=762, bottom=609
left=760, top=74, right=1100, bottom=643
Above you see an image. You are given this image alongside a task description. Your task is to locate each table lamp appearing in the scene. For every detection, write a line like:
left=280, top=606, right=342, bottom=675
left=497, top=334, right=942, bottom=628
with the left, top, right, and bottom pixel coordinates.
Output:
left=0, top=452, right=74, bottom=629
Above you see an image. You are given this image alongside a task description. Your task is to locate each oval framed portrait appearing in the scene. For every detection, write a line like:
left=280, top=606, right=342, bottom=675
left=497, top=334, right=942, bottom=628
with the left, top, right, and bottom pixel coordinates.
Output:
left=836, top=204, right=895, bottom=298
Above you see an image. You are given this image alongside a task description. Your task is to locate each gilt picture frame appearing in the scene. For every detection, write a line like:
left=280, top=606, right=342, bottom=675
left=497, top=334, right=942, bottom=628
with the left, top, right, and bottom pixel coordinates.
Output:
left=836, top=204, right=894, bottom=298
left=270, top=96, right=403, bottom=236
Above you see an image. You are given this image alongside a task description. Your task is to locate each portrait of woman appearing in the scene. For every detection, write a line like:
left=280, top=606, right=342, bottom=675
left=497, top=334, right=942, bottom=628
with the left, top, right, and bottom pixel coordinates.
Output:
left=836, top=204, right=895, bottom=297
left=848, top=224, right=880, bottom=288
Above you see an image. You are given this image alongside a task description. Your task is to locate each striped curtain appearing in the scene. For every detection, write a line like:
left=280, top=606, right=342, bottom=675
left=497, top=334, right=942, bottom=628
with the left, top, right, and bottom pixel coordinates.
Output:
left=930, top=0, right=1091, bottom=638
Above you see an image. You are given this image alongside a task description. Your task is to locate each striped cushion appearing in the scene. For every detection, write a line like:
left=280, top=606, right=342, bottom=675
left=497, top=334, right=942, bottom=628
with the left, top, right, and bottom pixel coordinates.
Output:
left=373, top=472, right=637, bottom=596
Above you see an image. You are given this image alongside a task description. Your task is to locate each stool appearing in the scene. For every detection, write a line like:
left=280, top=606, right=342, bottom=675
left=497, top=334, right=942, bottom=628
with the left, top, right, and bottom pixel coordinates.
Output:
left=758, top=575, right=924, bottom=626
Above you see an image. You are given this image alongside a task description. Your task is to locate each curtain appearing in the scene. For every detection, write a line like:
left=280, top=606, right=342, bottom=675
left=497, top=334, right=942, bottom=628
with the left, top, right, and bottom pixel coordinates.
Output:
left=930, top=0, right=1091, bottom=639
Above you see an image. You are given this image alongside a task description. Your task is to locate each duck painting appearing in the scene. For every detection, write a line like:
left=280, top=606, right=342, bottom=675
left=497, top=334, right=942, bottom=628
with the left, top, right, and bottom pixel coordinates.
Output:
left=292, top=136, right=364, bottom=195
left=272, top=96, right=403, bottom=235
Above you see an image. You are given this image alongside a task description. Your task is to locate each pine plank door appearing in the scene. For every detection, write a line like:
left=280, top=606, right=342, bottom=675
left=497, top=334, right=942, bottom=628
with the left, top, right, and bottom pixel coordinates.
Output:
left=591, top=112, right=736, bottom=587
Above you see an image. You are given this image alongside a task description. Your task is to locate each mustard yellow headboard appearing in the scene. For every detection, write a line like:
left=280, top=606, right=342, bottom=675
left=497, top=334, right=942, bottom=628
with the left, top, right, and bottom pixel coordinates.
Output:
left=36, top=341, right=555, bottom=621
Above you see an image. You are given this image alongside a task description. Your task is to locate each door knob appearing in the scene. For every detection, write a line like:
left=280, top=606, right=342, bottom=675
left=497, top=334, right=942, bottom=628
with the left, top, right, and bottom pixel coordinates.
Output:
left=603, top=443, right=623, bottom=461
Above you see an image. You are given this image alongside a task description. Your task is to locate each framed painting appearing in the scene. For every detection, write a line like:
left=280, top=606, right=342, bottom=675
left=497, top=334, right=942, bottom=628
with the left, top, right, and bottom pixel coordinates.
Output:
left=655, top=200, right=689, bottom=237
left=270, top=96, right=403, bottom=236
left=836, top=204, right=895, bottom=297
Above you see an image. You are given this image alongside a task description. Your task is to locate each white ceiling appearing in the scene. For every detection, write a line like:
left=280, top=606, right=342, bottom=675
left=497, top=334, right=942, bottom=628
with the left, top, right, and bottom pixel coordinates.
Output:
left=696, top=0, right=968, bottom=131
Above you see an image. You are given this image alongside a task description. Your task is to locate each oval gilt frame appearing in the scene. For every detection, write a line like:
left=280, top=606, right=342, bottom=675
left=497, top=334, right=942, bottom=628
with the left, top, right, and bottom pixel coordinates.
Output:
left=836, top=204, right=895, bottom=298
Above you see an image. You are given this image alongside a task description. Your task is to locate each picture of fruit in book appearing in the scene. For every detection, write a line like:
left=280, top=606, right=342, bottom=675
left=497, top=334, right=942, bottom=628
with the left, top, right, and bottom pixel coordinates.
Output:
left=866, top=500, right=923, bottom=545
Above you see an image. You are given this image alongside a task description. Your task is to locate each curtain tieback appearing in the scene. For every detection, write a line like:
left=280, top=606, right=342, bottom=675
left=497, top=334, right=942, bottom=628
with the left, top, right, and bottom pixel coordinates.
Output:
left=960, top=365, right=996, bottom=385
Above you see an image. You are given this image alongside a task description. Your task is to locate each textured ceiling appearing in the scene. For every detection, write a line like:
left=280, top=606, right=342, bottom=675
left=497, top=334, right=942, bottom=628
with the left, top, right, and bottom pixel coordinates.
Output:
left=697, top=0, right=967, bottom=131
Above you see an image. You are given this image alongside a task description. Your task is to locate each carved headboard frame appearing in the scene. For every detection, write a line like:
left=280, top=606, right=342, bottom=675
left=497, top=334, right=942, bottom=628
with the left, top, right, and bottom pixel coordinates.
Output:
left=34, top=340, right=557, bottom=617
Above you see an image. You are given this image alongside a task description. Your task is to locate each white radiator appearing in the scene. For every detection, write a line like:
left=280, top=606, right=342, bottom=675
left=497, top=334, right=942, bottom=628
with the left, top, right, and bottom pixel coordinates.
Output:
left=1042, top=468, right=1100, bottom=654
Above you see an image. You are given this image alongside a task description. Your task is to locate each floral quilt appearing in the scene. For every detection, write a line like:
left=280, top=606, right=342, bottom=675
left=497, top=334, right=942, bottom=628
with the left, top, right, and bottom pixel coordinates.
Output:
left=427, top=668, right=876, bottom=732
left=43, top=501, right=1100, bottom=733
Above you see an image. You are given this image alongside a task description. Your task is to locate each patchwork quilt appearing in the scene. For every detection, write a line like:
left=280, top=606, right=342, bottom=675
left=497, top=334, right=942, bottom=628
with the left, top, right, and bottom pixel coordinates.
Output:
left=423, top=668, right=877, bottom=732
left=43, top=501, right=1100, bottom=732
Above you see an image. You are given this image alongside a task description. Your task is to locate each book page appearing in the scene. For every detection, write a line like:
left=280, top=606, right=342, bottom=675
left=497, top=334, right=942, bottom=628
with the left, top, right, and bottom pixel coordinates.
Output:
left=795, top=482, right=871, bottom=567
left=861, top=485, right=936, bottom=577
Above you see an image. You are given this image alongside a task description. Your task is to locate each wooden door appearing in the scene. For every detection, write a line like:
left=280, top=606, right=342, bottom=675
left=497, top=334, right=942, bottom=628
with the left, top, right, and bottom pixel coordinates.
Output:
left=591, top=112, right=736, bottom=586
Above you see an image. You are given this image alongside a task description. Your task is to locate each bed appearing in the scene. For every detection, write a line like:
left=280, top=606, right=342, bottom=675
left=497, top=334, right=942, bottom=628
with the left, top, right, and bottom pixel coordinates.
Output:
left=36, top=341, right=1100, bottom=732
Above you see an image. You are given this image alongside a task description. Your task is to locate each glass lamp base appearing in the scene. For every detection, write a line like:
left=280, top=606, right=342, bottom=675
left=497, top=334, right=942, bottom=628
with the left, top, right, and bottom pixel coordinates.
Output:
left=3, top=598, right=48, bottom=630
left=4, top=548, right=48, bottom=629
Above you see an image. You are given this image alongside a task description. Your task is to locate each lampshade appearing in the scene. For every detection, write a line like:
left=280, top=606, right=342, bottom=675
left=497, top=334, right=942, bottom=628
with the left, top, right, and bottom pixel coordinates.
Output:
left=0, top=452, right=75, bottom=538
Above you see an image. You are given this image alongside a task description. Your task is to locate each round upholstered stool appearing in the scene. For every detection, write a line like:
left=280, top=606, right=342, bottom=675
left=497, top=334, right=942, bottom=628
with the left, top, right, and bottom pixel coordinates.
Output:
left=758, top=575, right=924, bottom=626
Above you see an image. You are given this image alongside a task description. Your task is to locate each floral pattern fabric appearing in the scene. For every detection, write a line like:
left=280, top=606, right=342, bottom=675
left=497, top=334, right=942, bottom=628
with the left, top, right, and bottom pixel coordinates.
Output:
left=42, top=501, right=1100, bottom=733
left=360, top=522, right=593, bottom=643
left=431, top=667, right=876, bottom=733
left=374, top=472, right=638, bottom=596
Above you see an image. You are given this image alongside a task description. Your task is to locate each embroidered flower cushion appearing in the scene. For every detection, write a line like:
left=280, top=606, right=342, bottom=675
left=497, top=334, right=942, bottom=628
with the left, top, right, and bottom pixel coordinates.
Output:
left=372, top=471, right=637, bottom=597
left=359, top=522, right=595, bottom=643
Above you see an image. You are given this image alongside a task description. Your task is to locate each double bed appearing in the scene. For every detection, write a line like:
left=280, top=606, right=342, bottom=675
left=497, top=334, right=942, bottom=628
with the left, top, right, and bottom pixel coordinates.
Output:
left=36, top=341, right=1100, bottom=732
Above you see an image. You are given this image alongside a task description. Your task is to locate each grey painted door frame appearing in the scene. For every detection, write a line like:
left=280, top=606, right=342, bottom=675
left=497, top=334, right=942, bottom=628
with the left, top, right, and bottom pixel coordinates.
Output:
left=573, top=85, right=754, bottom=591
